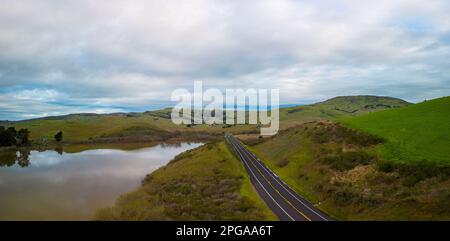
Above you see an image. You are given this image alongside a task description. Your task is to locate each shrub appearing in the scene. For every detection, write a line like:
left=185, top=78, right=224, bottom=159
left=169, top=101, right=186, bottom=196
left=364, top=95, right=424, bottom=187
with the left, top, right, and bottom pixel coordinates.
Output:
left=377, top=160, right=450, bottom=186
left=309, top=123, right=384, bottom=146
left=277, top=159, right=289, bottom=168
left=55, top=131, right=63, bottom=142
left=331, top=187, right=359, bottom=206
left=376, top=160, right=395, bottom=173
left=319, top=151, right=376, bottom=171
left=397, top=162, right=450, bottom=186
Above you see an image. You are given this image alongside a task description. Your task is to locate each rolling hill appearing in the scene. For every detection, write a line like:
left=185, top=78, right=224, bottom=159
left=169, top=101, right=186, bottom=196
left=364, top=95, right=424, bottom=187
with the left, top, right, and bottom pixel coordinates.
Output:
left=340, top=96, right=450, bottom=164
left=279, top=95, right=411, bottom=128
left=241, top=96, right=449, bottom=220
left=2, top=95, right=411, bottom=144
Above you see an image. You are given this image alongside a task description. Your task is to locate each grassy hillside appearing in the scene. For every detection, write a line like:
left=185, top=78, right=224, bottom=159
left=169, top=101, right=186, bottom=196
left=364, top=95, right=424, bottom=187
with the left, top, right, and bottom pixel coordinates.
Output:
left=340, top=96, right=450, bottom=164
left=246, top=121, right=450, bottom=220
left=95, top=142, right=276, bottom=220
left=5, top=95, right=410, bottom=144
left=279, top=95, right=411, bottom=129
left=8, top=111, right=260, bottom=144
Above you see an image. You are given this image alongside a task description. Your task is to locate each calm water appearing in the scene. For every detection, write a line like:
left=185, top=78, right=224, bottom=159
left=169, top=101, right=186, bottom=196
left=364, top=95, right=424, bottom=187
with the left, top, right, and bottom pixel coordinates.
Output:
left=0, top=143, right=202, bottom=220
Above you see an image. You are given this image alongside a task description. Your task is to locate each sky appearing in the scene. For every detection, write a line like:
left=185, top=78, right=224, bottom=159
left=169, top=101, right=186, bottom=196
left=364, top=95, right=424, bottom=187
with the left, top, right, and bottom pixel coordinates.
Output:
left=0, top=0, right=449, bottom=120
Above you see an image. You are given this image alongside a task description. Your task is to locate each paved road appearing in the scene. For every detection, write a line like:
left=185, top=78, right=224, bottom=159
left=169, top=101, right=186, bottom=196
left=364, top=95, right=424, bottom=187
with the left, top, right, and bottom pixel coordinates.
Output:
left=225, top=134, right=331, bottom=221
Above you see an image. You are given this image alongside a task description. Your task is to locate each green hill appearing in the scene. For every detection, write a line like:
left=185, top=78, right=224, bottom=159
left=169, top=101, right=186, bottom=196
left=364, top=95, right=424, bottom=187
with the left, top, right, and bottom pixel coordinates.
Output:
left=280, top=95, right=411, bottom=128
left=2, top=95, right=411, bottom=144
left=245, top=119, right=450, bottom=220
left=6, top=110, right=260, bottom=144
left=241, top=96, right=450, bottom=220
left=340, top=96, right=450, bottom=164
left=9, top=114, right=176, bottom=143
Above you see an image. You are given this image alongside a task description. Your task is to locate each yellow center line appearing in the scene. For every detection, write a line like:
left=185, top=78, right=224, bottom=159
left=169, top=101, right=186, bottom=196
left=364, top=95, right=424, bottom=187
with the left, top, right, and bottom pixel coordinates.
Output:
left=234, top=139, right=312, bottom=221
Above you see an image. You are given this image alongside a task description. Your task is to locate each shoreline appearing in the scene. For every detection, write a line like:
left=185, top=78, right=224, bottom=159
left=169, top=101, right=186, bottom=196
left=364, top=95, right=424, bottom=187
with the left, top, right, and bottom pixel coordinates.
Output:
left=0, top=134, right=218, bottom=153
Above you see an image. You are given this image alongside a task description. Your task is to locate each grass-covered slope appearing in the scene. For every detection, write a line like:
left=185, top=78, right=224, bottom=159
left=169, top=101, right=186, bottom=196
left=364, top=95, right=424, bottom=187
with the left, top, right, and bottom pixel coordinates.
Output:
left=279, top=95, right=411, bottom=128
left=10, top=114, right=172, bottom=143
left=4, top=95, right=410, bottom=144
left=340, top=96, right=450, bottom=164
left=246, top=121, right=450, bottom=220
left=8, top=111, right=258, bottom=144
left=95, top=142, right=276, bottom=220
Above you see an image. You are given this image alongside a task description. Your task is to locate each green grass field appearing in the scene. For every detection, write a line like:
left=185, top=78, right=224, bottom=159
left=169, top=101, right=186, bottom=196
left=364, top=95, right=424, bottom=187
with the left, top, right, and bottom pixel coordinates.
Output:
left=95, top=142, right=276, bottom=220
left=340, top=96, right=450, bottom=165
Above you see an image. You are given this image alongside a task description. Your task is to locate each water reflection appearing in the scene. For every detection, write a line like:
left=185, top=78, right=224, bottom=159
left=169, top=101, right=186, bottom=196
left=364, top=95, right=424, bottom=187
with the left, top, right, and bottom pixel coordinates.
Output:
left=54, top=146, right=63, bottom=155
left=0, top=142, right=202, bottom=220
left=0, top=143, right=195, bottom=168
left=0, top=149, right=31, bottom=168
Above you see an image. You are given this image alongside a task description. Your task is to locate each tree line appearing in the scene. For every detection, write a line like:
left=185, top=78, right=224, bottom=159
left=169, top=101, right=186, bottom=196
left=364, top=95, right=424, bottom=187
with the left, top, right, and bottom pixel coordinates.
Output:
left=0, top=126, right=30, bottom=146
left=0, top=126, right=63, bottom=147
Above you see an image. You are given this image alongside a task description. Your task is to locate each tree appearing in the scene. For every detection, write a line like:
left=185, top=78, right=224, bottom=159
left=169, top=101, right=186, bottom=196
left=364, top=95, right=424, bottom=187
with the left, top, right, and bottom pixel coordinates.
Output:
left=6, top=127, right=17, bottom=137
left=17, top=128, right=30, bottom=146
left=0, top=128, right=16, bottom=146
left=55, top=131, right=63, bottom=142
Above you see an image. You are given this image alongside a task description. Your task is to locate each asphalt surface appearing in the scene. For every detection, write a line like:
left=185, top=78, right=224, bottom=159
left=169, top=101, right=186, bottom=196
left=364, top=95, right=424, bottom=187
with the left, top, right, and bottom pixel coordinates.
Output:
left=225, top=134, right=331, bottom=221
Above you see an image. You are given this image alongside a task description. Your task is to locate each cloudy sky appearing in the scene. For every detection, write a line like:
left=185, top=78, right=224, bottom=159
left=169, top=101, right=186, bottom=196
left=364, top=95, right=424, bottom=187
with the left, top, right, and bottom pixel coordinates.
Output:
left=1, top=0, right=449, bottom=120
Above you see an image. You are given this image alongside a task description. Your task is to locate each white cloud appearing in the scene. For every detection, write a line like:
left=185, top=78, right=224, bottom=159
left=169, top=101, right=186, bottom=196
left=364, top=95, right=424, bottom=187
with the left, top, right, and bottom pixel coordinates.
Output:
left=0, top=0, right=449, bottom=119
left=14, top=88, right=63, bottom=101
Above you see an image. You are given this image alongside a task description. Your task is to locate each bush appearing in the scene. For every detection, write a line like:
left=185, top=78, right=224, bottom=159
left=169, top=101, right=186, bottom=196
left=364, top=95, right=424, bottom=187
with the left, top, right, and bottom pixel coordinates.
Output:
left=376, top=160, right=395, bottom=173
left=55, top=131, right=63, bottom=142
left=309, top=123, right=384, bottom=146
left=277, top=159, right=289, bottom=168
left=244, top=137, right=266, bottom=146
left=331, top=187, right=360, bottom=206
left=319, top=151, right=376, bottom=171
left=397, top=162, right=450, bottom=186
left=377, top=160, right=450, bottom=186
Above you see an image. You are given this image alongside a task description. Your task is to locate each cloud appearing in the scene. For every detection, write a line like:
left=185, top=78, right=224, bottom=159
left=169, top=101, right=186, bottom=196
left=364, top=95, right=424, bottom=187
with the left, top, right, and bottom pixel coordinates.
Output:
left=0, top=0, right=449, bottom=120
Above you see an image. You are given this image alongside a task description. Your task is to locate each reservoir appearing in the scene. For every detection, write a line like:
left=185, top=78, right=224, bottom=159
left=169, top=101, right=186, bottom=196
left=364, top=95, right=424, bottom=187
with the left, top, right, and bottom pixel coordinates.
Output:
left=0, top=142, right=202, bottom=220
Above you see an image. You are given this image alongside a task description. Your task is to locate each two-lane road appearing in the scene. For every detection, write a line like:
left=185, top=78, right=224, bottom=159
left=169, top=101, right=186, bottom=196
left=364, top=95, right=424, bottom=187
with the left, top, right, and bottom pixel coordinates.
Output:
left=225, top=134, right=331, bottom=221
